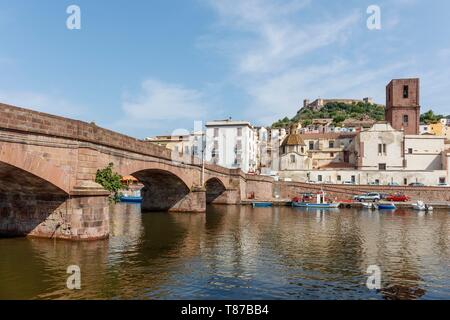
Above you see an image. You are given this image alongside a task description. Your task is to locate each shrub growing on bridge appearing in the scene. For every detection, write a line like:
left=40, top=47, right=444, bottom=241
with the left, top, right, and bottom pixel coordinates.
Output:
left=95, top=163, right=126, bottom=203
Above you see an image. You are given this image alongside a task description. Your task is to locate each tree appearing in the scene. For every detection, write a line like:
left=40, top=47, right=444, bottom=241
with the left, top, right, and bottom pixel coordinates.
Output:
left=420, top=110, right=443, bottom=124
left=95, top=163, right=126, bottom=203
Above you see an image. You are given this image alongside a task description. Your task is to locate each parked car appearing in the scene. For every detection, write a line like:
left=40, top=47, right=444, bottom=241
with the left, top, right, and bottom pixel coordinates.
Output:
left=343, top=181, right=356, bottom=185
left=409, top=182, right=425, bottom=187
left=387, top=182, right=400, bottom=186
left=353, top=193, right=381, bottom=202
left=368, top=181, right=380, bottom=185
left=386, top=193, right=410, bottom=202
left=437, top=183, right=449, bottom=187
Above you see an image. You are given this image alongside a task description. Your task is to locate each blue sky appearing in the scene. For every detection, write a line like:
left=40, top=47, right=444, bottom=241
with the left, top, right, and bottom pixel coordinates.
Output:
left=0, top=0, right=449, bottom=138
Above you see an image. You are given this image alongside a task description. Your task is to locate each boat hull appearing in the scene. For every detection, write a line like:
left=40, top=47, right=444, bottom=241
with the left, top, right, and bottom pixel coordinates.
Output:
left=412, top=205, right=433, bottom=211
left=292, top=202, right=340, bottom=209
left=252, top=202, right=273, bottom=208
left=377, top=203, right=396, bottom=210
left=119, top=196, right=143, bottom=203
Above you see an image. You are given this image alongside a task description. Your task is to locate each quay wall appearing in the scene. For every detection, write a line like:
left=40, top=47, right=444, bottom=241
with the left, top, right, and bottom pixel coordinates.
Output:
left=275, top=181, right=450, bottom=202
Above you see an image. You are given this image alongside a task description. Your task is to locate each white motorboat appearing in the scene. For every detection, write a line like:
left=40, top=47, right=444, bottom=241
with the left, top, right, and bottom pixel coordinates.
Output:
left=412, top=201, right=433, bottom=211
left=361, top=202, right=376, bottom=210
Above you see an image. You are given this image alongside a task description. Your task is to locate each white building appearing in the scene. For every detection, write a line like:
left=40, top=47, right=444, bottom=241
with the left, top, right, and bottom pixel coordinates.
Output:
left=205, top=119, right=258, bottom=173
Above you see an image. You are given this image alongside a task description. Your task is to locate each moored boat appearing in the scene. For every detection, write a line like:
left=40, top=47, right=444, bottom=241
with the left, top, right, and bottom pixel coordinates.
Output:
left=252, top=202, right=273, bottom=208
left=412, top=201, right=433, bottom=211
left=361, top=202, right=376, bottom=210
left=292, top=191, right=340, bottom=209
left=120, top=190, right=143, bottom=203
left=376, top=203, right=396, bottom=210
left=119, top=195, right=143, bottom=203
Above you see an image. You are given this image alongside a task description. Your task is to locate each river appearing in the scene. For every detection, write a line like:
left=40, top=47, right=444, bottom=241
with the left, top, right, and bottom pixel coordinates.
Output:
left=0, top=204, right=449, bottom=300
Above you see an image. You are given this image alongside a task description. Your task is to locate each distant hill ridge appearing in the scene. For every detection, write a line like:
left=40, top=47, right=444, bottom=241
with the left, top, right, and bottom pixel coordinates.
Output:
left=272, top=100, right=385, bottom=128
left=271, top=100, right=449, bottom=129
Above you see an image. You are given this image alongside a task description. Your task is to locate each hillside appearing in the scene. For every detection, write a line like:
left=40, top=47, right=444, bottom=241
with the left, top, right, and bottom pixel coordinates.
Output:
left=271, top=102, right=449, bottom=128
left=272, top=101, right=385, bottom=128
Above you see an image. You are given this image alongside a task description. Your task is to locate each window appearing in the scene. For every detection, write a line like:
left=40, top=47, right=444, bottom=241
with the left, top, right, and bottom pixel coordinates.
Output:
left=403, top=85, right=409, bottom=98
left=337, top=175, right=342, bottom=181
left=309, top=142, right=314, bottom=150
left=439, top=177, right=446, bottom=184
left=214, top=128, right=219, bottom=137
left=290, top=155, right=296, bottom=163
left=184, top=146, right=190, bottom=155
left=404, top=178, right=408, bottom=185
left=351, top=175, right=356, bottom=183
left=237, top=128, right=242, bottom=137
left=301, top=147, right=304, bottom=153
left=408, top=148, right=413, bottom=154
left=330, top=153, right=335, bottom=157
left=403, top=115, right=409, bottom=124
left=236, top=140, right=242, bottom=151
left=379, top=163, right=386, bottom=170
left=318, top=175, right=323, bottom=182
left=378, top=143, right=387, bottom=155
left=329, top=141, right=334, bottom=148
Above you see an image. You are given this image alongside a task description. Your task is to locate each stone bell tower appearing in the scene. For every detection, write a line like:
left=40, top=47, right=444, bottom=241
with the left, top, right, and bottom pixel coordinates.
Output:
left=385, top=78, right=420, bottom=135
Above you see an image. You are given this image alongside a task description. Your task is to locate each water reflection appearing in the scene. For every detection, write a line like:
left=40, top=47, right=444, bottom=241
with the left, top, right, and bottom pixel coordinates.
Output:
left=0, top=204, right=448, bottom=300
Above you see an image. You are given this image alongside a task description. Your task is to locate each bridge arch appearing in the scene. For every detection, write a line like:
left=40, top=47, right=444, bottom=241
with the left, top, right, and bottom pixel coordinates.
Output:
left=0, top=161, right=69, bottom=238
left=0, top=144, right=70, bottom=194
left=205, top=177, right=226, bottom=204
left=132, top=169, right=192, bottom=212
left=118, top=160, right=196, bottom=190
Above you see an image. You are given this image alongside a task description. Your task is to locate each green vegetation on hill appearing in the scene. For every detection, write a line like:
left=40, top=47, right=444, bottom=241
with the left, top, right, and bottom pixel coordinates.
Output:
left=272, top=101, right=385, bottom=128
left=420, top=110, right=447, bottom=124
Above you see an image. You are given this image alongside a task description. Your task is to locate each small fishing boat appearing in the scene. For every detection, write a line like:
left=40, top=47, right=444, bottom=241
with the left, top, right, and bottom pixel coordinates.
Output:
left=120, top=190, right=143, bottom=203
left=119, top=195, right=143, bottom=203
left=376, top=203, right=396, bottom=210
left=252, top=202, right=273, bottom=208
left=412, top=201, right=433, bottom=212
left=361, top=202, right=376, bottom=210
left=292, top=191, right=340, bottom=209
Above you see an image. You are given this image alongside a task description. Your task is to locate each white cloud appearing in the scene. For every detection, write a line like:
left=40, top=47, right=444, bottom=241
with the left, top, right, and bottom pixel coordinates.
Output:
left=203, top=0, right=381, bottom=124
left=244, top=59, right=411, bottom=123
left=206, top=0, right=359, bottom=75
left=117, top=79, right=211, bottom=134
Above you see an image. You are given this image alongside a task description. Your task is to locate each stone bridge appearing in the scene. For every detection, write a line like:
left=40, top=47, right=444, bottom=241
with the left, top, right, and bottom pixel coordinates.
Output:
left=0, top=103, right=273, bottom=240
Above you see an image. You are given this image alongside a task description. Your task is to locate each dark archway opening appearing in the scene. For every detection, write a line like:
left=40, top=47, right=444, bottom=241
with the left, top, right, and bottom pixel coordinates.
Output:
left=132, top=169, right=190, bottom=212
left=205, top=178, right=226, bottom=204
left=0, top=162, right=68, bottom=237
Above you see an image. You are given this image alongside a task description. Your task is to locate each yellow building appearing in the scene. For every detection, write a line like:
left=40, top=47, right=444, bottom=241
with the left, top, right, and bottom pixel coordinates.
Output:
left=429, top=122, right=445, bottom=136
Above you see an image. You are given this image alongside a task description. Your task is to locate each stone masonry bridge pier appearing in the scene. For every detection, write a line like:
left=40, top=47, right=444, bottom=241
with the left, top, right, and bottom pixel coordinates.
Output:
left=0, top=103, right=273, bottom=240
